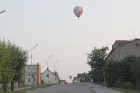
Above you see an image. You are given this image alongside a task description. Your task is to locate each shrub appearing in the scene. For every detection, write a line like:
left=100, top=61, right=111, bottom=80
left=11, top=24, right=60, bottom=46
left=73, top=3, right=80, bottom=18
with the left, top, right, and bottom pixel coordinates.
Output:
left=123, top=82, right=132, bottom=90
left=114, top=80, right=123, bottom=88
left=134, top=80, right=140, bottom=90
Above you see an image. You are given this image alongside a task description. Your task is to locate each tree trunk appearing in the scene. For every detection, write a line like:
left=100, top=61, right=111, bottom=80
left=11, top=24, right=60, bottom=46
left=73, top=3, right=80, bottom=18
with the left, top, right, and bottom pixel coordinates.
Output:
left=2, top=82, right=7, bottom=92
left=11, top=80, right=14, bottom=91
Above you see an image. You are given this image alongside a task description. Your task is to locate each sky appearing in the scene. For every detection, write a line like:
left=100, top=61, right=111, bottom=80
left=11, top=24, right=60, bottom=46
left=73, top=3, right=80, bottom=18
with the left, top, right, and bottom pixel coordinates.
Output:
left=1, top=0, right=140, bottom=82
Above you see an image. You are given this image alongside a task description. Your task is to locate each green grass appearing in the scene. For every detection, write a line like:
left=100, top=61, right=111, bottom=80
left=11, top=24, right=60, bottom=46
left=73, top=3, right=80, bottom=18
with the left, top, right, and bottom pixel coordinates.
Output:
left=112, top=87, right=140, bottom=93
left=30, top=84, right=50, bottom=90
left=0, top=89, right=26, bottom=93
left=0, top=84, right=50, bottom=93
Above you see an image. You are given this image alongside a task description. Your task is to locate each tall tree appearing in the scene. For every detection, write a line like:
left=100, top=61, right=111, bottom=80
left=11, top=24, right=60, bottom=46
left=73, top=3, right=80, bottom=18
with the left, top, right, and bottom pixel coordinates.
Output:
left=87, top=47, right=108, bottom=83
left=0, top=40, right=28, bottom=92
left=10, top=45, right=28, bottom=91
left=0, top=41, right=14, bottom=92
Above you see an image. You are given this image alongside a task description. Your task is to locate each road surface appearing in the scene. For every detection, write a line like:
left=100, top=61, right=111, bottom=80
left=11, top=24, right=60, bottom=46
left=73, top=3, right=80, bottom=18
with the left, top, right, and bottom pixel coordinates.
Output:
left=26, top=83, right=123, bottom=93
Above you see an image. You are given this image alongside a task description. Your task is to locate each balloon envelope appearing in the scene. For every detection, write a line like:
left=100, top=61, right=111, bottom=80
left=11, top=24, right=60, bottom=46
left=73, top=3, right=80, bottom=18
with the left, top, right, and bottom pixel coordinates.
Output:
left=69, top=75, right=72, bottom=79
left=73, top=6, right=83, bottom=18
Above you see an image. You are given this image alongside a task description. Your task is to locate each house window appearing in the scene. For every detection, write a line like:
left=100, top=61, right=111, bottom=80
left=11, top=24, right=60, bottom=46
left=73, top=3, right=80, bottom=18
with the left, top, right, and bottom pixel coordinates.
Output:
left=34, top=66, right=36, bottom=69
left=28, top=78, right=30, bottom=82
left=136, top=43, right=138, bottom=47
left=46, top=74, right=49, bottom=77
left=136, top=43, right=140, bottom=47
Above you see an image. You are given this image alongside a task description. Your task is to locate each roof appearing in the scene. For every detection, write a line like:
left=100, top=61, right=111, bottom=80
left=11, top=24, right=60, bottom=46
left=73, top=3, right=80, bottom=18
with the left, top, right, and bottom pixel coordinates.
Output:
left=105, top=38, right=140, bottom=60
left=41, top=68, right=52, bottom=74
left=41, top=68, right=59, bottom=78
left=113, top=40, right=130, bottom=46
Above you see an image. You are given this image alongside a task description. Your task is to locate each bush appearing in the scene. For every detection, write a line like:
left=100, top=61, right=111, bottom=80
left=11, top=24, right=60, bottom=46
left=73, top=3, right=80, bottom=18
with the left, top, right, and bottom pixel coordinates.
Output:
left=123, top=82, right=132, bottom=90
left=114, top=80, right=123, bottom=88
left=134, top=80, right=140, bottom=90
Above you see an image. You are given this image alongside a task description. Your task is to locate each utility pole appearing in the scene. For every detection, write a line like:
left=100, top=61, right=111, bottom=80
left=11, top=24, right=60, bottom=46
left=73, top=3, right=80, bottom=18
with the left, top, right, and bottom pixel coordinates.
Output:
left=30, top=44, right=38, bottom=86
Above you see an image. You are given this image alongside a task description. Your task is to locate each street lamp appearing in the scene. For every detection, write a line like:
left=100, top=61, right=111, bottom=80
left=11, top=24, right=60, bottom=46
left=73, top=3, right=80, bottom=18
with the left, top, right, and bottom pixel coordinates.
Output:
left=0, top=10, right=6, bottom=14
left=47, top=55, right=53, bottom=68
left=46, top=55, right=53, bottom=85
left=54, top=60, right=59, bottom=72
left=30, top=44, right=38, bottom=86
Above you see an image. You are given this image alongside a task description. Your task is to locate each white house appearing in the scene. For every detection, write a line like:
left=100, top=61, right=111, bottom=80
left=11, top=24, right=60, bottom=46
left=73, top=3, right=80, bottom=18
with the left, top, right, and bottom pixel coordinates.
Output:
left=41, top=68, right=59, bottom=84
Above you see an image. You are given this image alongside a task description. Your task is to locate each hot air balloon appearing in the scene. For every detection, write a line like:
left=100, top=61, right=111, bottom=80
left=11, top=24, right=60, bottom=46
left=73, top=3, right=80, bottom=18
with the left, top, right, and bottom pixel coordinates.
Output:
left=73, top=6, right=83, bottom=18
left=69, top=75, right=72, bottom=80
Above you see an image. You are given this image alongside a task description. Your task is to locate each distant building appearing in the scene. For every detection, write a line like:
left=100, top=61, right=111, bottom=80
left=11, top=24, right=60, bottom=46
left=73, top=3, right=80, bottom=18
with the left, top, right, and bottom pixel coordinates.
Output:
left=106, top=38, right=140, bottom=62
left=41, top=68, right=59, bottom=84
left=76, top=73, right=91, bottom=82
left=20, top=63, right=41, bottom=86
left=60, top=80, right=67, bottom=84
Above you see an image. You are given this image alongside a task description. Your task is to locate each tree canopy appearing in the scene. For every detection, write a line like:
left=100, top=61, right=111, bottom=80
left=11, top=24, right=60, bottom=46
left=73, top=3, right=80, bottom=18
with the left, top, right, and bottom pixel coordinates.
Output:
left=87, top=47, right=108, bottom=83
left=0, top=40, right=28, bottom=92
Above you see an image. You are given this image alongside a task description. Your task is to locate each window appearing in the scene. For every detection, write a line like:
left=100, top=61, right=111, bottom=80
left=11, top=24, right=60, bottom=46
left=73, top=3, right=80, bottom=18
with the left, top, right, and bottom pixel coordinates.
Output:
left=136, top=43, right=138, bottom=47
left=136, top=43, right=140, bottom=47
left=47, top=74, right=49, bottom=77
left=34, top=66, right=37, bottom=69
left=28, top=78, right=30, bottom=82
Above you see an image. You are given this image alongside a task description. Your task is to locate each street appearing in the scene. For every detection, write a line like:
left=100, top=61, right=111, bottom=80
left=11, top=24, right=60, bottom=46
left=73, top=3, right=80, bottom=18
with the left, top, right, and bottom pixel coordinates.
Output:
left=26, top=83, right=123, bottom=93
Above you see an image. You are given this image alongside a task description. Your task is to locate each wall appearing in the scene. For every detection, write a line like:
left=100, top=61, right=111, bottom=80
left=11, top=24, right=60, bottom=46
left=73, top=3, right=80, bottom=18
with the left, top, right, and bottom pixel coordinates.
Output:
left=107, top=39, right=140, bottom=62
left=24, top=65, right=38, bottom=85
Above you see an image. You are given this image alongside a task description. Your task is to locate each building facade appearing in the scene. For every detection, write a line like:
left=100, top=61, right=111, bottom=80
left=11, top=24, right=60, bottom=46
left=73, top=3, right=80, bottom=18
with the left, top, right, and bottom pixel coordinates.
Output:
left=41, top=68, right=59, bottom=84
left=23, top=63, right=41, bottom=85
left=106, top=38, right=140, bottom=62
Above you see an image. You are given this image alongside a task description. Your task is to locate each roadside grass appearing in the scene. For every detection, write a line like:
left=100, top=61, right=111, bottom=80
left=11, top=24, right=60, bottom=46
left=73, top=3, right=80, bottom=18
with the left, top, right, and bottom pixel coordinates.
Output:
left=112, top=87, right=140, bottom=93
left=99, top=82, right=140, bottom=93
left=30, top=84, right=50, bottom=90
left=0, top=88, right=26, bottom=93
left=0, top=84, right=50, bottom=93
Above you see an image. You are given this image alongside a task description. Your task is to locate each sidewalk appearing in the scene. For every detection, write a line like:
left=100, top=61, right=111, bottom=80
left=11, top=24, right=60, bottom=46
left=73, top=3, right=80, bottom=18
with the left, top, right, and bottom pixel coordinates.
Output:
left=15, top=86, right=31, bottom=90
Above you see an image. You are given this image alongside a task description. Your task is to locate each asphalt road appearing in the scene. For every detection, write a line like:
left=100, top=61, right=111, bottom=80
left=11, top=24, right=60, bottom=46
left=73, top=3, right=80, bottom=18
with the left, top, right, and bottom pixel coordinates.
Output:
left=26, top=83, right=123, bottom=93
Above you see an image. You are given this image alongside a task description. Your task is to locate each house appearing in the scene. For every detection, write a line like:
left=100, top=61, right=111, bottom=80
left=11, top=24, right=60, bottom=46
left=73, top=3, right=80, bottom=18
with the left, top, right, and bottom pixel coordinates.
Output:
left=41, top=68, right=59, bottom=84
left=106, top=38, right=140, bottom=62
left=20, top=63, right=41, bottom=86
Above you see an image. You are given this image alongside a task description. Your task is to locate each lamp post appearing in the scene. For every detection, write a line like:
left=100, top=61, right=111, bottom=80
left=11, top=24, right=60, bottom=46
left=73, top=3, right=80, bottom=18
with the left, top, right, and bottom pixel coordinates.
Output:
left=54, top=60, right=59, bottom=72
left=54, top=61, right=59, bottom=84
left=46, top=55, right=53, bottom=85
left=47, top=55, right=53, bottom=68
left=0, top=10, right=6, bottom=14
left=30, top=44, right=38, bottom=86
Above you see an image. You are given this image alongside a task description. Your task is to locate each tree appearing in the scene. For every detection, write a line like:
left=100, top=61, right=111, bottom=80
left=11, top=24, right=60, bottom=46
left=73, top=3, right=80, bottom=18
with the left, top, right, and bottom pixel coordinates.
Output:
left=10, top=45, right=28, bottom=91
left=0, top=40, right=14, bottom=92
left=0, top=40, right=28, bottom=92
left=87, top=47, right=108, bottom=83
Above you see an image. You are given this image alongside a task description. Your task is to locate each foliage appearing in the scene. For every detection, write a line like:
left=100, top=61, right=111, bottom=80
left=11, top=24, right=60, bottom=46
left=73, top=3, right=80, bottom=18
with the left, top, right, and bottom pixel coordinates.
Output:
left=87, top=47, right=109, bottom=83
left=0, top=40, right=28, bottom=92
left=112, top=87, right=140, bottom=93
left=105, top=56, right=140, bottom=90
left=105, top=61, right=121, bottom=87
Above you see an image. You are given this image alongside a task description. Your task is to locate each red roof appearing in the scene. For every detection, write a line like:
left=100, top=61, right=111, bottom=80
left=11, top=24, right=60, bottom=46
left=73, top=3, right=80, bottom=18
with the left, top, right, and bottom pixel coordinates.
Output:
left=113, top=40, right=130, bottom=46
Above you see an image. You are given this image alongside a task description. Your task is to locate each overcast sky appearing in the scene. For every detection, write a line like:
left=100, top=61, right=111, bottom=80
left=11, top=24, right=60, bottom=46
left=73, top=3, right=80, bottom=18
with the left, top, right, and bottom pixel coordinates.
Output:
left=1, top=0, right=140, bottom=82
